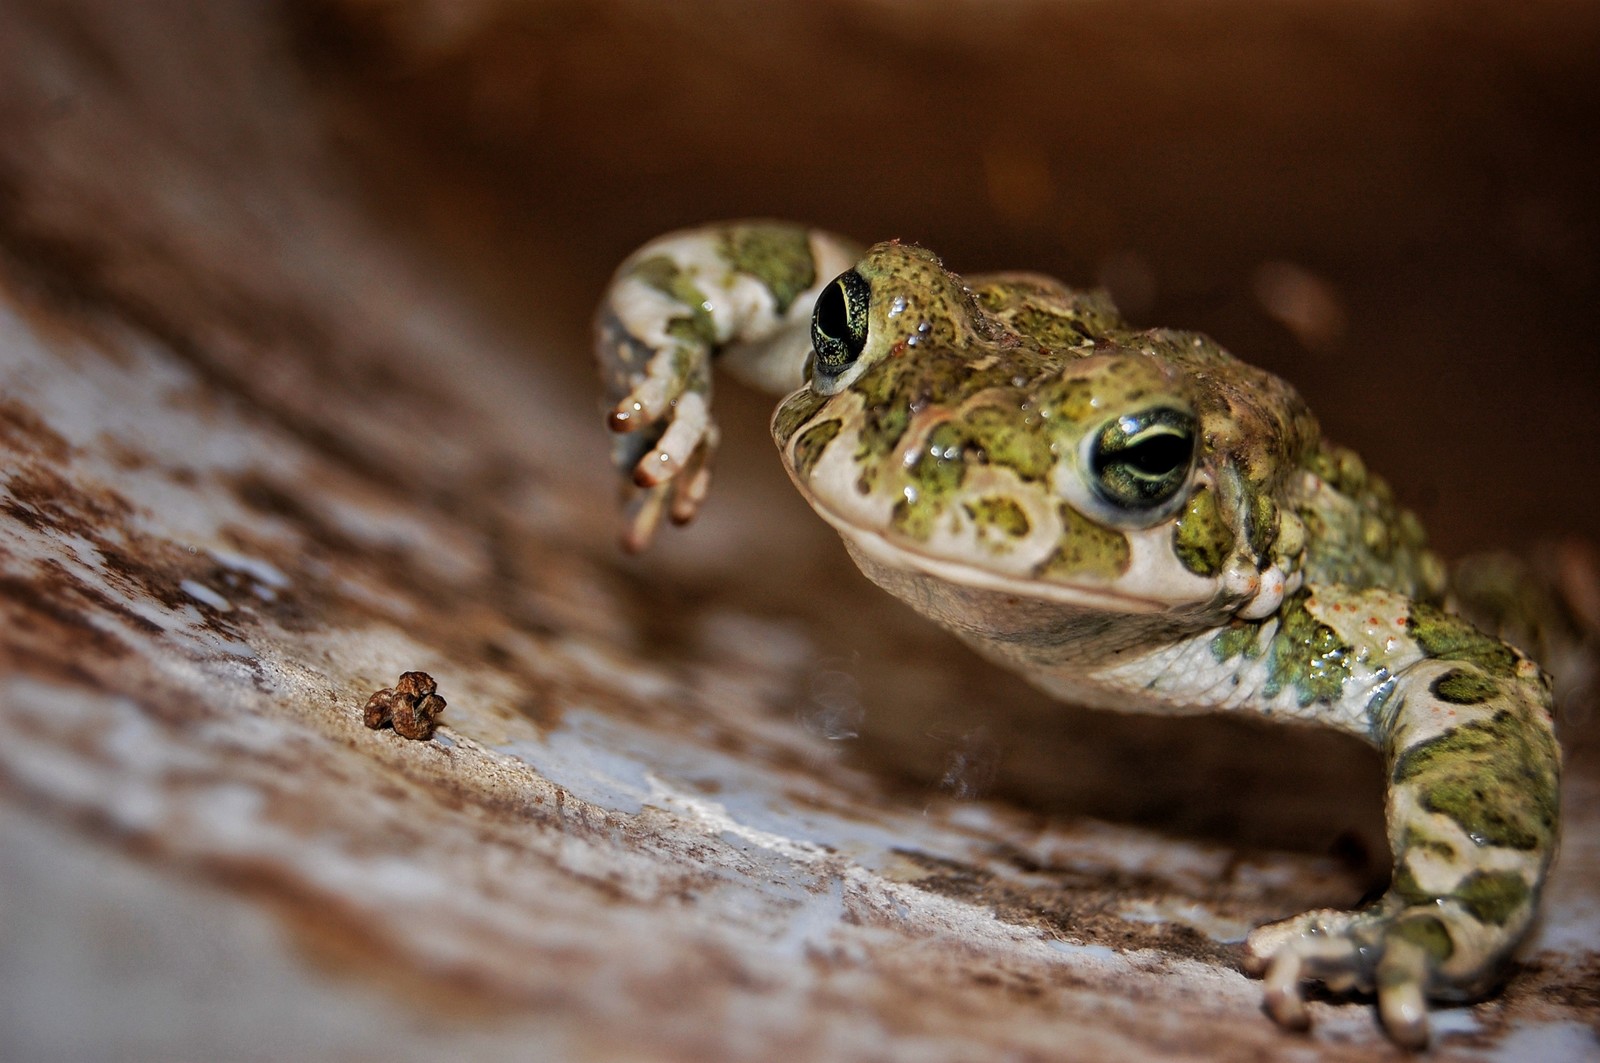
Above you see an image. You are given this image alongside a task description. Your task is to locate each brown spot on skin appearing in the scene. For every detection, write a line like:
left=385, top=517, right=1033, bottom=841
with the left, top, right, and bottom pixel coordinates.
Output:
left=364, top=670, right=447, bottom=740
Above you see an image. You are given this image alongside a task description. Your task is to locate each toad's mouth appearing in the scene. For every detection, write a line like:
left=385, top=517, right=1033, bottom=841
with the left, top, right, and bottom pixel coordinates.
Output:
left=790, top=477, right=1228, bottom=617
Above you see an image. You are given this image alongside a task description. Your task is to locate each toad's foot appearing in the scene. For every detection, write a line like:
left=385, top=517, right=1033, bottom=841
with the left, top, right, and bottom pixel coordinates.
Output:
left=1244, top=900, right=1513, bottom=1050
left=597, top=290, right=718, bottom=551
left=610, top=415, right=718, bottom=553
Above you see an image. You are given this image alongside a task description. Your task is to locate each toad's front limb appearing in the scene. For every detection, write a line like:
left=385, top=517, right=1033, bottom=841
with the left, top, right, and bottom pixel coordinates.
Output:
left=594, top=221, right=860, bottom=549
left=846, top=556, right=1562, bottom=1047
left=1234, top=591, right=1560, bottom=1048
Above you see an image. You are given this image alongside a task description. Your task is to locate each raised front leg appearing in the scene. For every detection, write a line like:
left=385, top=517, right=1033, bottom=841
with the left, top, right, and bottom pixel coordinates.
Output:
left=594, top=221, right=861, bottom=550
left=1242, top=597, right=1561, bottom=1048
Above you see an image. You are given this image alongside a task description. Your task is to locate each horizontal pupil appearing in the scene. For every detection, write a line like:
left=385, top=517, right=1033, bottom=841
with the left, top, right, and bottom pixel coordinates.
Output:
left=1119, top=432, right=1190, bottom=477
left=1088, top=408, right=1195, bottom=516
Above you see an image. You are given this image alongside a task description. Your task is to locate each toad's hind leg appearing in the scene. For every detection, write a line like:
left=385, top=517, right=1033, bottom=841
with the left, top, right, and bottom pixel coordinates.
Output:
left=1245, top=605, right=1560, bottom=1048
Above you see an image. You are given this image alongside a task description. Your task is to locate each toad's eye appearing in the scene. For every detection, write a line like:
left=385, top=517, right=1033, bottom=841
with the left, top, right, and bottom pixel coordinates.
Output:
left=811, top=269, right=871, bottom=383
left=1087, top=408, right=1197, bottom=514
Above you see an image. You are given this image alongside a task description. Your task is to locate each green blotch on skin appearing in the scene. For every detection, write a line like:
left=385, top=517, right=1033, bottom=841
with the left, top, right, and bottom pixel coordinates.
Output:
left=791, top=419, right=841, bottom=479
left=1386, top=916, right=1454, bottom=964
left=849, top=348, right=1027, bottom=494
left=1452, top=870, right=1529, bottom=926
left=1210, top=621, right=1264, bottom=664
left=1264, top=593, right=1352, bottom=706
left=972, top=281, right=1122, bottom=350
left=1245, top=491, right=1279, bottom=558
left=1432, top=668, right=1500, bottom=705
left=964, top=496, right=1030, bottom=541
left=1173, top=486, right=1234, bottom=577
left=911, top=423, right=968, bottom=496
left=772, top=388, right=829, bottom=447
left=1034, top=503, right=1130, bottom=581
left=850, top=359, right=919, bottom=479
left=1015, top=307, right=1092, bottom=348
left=666, top=315, right=715, bottom=350
left=633, top=255, right=716, bottom=348
left=999, top=302, right=1096, bottom=349
left=1031, top=374, right=1104, bottom=425
left=1407, top=603, right=1520, bottom=679
left=890, top=423, right=968, bottom=540
left=890, top=499, right=929, bottom=540
left=1399, top=826, right=1456, bottom=860
left=718, top=225, right=816, bottom=315
left=667, top=337, right=709, bottom=398
left=961, top=405, right=1054, bottom=482
left=1393, top=709, right=1560, bottom=851
left=1391, top=862, right=1432, bottom=907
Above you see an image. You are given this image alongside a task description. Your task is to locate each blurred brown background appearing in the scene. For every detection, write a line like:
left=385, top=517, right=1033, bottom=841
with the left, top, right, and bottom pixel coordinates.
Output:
left=295, top=0, right=1600, bottom=555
